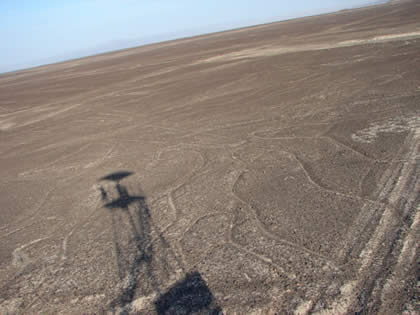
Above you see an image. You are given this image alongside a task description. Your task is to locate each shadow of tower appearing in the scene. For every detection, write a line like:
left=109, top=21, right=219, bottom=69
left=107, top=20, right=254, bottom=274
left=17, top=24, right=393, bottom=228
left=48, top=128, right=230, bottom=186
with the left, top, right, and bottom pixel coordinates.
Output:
left=98, top=171, right=221, bottom=314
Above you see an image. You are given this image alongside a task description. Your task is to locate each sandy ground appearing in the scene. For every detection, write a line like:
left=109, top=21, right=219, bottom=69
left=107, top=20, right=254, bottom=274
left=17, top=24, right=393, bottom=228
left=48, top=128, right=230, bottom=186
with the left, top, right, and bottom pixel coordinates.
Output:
left=0, top=0, right=419, bottom=314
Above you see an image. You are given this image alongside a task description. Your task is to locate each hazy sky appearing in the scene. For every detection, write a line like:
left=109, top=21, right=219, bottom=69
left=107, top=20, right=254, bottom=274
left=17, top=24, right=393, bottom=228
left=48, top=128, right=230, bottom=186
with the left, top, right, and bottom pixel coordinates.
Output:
left=1, top=0, right=387, bottom=73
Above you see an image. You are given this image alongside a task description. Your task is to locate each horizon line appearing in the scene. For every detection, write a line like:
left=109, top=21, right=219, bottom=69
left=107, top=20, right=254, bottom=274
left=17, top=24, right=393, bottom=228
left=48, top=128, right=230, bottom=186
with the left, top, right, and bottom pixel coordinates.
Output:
left=0, top=0, right=391, bottom=76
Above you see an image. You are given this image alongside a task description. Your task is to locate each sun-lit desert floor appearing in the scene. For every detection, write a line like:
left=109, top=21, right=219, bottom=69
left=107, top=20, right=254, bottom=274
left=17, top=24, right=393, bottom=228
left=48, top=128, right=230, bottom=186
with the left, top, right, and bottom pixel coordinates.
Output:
left=1, top=0, right=419, bottom=314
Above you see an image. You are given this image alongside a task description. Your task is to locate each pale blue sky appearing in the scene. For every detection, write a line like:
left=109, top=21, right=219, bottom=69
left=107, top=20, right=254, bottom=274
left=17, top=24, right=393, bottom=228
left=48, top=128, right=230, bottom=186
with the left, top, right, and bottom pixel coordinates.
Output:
left=1, top=0, right=387, bottom=73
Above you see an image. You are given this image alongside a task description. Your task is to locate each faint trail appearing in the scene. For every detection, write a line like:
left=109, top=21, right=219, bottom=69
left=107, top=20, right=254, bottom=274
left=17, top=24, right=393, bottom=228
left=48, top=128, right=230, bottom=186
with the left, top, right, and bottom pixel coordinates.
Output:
left=149, top=149, right=207, bottom=211
left=224, top=212, right=296, bottom=279
left=44, top=143, right=92, bottom=169
left=179, top=213, right=231, bottom=265
left=0, top=105, right=45, bottom=118
left=279, top=149, right=381, bottom=206
left=13, top=237, right=49, bottom=254
left=189, top=243, right=220, bottom=267
left=1, top=144, right=116, bottom=241
left=228, top=145, right=343, bottom=265
left=377, top=74, right=403, bottom=86
left=323, top=135, right=373, bottom=161
left=230, top=176, right=338, bottom=267
left=158, top=192, right=181, bottom=236
left=172, top=240, right=188, bottom=271
left=253, top=132, right=380, bottom=162
left=83, top=144, right=116, bottom=169
left=250, top=123, right=330, bottom=138
left=180, top=212, right=230, bottom=242
left=145, top=149, right=165, bottom=171
left=358, top=165, right=375, bottom=200
left=21, top=282, right=54, bottom=313
left=228, top=242, right=285, bottom=271
left=167, top=192, right=178, bottom=219
left=61, top=201, right=103, bottom=261
left=190, top=235, right=290, bottom=279
left=0, top=188, right=57, bottom=239
left=16, top=103, right=83, bottom=129
left=60, top=227, right=75, bottom=261
left=184, top=118, right=267, bottom=140
left=139, top=146, right=210, bottom=266
left=60, top=144, right=116, bottom=260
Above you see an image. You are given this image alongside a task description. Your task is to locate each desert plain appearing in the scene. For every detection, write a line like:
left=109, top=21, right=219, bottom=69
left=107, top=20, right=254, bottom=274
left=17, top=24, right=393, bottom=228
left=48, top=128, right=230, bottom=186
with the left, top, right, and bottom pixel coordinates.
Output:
left=0, top=0, right=419, bottom=314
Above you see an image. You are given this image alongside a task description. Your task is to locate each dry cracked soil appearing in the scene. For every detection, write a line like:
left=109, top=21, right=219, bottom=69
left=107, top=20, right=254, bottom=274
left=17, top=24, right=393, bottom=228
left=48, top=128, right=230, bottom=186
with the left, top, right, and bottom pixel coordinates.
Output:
left=0, top=0, right=419, bottom=314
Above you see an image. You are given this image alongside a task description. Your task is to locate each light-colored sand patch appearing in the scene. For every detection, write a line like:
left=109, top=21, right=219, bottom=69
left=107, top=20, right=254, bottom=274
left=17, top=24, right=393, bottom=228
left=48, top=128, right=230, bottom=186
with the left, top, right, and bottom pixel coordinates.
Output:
left=352, top=115, right=420, bottom=143
left=197, top=31, right=420, bottom=64
left=315, top=281, right=358, bottom=314
left=295, top=300, right=314, bottom=314
left=340, top=30, right=420, bottom=46
left=197, top=44, right=330, bottom=63
left=12, top=238, right=48, bottom=268
left=372, top=31, right=420, bottom=41
left=0, top=121, right=15, bottom=130
left=130, top=293, right=157, bottom=312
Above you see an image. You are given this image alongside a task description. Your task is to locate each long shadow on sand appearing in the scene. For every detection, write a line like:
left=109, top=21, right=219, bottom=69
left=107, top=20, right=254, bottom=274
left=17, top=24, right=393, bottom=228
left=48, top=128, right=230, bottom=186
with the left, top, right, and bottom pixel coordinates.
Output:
left=98, top=171, right=221, bottom=314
